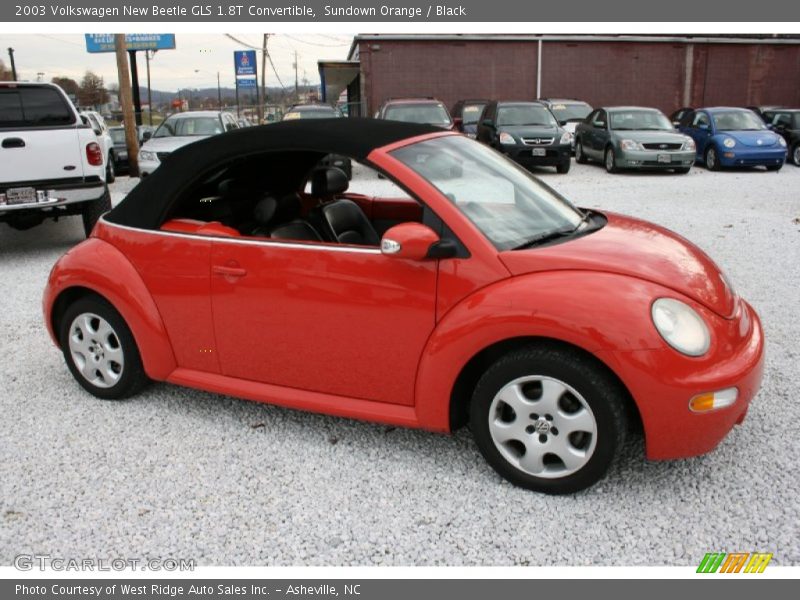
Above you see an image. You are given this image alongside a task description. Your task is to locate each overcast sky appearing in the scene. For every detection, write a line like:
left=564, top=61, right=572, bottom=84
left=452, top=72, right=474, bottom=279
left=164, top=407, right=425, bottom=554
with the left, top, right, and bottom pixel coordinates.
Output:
left=2, top=33, right=354, bottom=92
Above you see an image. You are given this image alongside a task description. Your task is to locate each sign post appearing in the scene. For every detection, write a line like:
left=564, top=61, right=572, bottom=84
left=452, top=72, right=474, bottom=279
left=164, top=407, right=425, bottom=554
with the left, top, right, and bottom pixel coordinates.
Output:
left=234, top=50, right=258, bottom=122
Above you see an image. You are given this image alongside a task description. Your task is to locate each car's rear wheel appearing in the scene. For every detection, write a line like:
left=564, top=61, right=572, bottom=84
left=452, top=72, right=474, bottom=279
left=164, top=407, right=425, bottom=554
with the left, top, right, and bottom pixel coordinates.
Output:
left=59, top=296, right=148, bottom=400
left=575, top=140, right=588, bottom=164
left=556, top=161, right=571, bottom=174
left=604, top=147, right=618, bottom=173
left=106, top=153, right=116, bottom=183
left=791, top=143, right=800, bottom=166
left=81, top=187, right=112, bottom=237
left=704, top=146, right=719, bottom=171
left=469, top=345, right=626, bottom=494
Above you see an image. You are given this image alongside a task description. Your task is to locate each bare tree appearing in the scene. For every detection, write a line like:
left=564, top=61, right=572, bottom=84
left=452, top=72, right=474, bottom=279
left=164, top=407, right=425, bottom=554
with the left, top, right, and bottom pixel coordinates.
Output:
left=77, top=71, right=110, bottom=108
left=51, top=76, right=80, bottom=97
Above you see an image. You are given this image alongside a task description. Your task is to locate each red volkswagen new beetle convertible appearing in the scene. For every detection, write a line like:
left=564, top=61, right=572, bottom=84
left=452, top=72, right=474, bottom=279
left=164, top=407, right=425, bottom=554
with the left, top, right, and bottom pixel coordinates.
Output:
left=43, top=119, right=764, bottom=494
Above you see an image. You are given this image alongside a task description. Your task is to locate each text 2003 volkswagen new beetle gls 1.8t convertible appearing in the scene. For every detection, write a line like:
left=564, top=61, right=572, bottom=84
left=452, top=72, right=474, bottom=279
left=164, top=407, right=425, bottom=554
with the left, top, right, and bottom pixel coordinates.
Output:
left=43, top=119, right=764, bottom=494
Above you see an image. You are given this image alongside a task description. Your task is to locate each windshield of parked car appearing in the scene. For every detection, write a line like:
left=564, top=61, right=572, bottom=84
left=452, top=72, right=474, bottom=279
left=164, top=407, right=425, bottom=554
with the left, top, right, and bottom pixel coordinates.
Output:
left=384, top=103, right=452, bottom=127
left=548, top=102, right=592, bottom=122
left=712, top=110, right=768, bottom=131
left=609, top=110, right=673, bottom=131
left=109, top=128, right=126, bottom=143
left=497, top=104, right=557, bottom=127
left=391, top=135, right=584, bottom=251
left=153, top=116, right=223, bottom=137
left=461, top=103, right=486, bottom=125
left=283, top=107, right=340, bottom=120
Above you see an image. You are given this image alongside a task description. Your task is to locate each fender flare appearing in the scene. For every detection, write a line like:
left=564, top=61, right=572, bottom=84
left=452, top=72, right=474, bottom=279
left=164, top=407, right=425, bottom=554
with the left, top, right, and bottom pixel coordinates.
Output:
left=44, top=238, right=177, bottom=380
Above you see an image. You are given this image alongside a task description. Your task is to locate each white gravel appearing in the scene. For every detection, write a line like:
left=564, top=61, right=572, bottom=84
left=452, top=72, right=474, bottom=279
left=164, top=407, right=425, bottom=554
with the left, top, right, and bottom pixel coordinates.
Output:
left=1, top=161, right=798, bottom=566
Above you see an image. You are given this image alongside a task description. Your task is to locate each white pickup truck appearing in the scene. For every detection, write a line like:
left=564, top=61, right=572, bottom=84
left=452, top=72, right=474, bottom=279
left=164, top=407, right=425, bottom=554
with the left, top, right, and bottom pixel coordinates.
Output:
left=0, top=82, right=111, bottom=237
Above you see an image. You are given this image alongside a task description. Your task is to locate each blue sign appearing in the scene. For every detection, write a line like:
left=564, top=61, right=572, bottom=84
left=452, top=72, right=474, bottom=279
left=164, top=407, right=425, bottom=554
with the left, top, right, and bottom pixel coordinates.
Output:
left=85, top=34, right=176, bottom=53
left=234, top=50, right=257, bottom=77
left=237, top=78, right=257, bottom=89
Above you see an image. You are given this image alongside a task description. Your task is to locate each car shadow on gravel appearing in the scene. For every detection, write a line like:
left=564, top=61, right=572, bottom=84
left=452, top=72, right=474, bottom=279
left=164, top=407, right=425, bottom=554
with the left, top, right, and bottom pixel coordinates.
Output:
left=0, top=217, right=85, bottom=255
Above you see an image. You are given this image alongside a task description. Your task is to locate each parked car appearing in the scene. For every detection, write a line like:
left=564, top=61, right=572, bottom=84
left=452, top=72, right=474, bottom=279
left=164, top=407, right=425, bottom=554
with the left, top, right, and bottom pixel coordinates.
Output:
left=43, top=119, right=764, bottom=494
left=282, top=104, right=351, bottom=178
left=745, top=105, right=784, bottom=123
left=138, top=111, right=239, bottom=176
left=678, top=107, right=787, bottom=171
left=477, top=101, right=572, bottom=173
left=538, top=98, right=593, bottom=152
left=108, top=127, right=129, bottom=174
left=80, top=110, right=116, bottom=183
left=761, top=108, right=800, bottom=166
left=669, top=107, right=694, bottom=126
left=375, top=98, right=456, bottom=130
left=574, top=107, right=695, bottom=174
left=451, top=99, right=489, bottom=138
left=0, top=82, right=110, bottom=236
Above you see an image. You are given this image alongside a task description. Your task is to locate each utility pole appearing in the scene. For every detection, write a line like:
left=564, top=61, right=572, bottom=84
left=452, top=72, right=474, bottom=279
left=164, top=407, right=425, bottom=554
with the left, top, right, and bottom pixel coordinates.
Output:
left=145, top=50, right=156, bottom=126
left=259, top=34, right=268, bottom=122
left=294, top=50, right=299, bottom=101
left=114, top=35, right=139, bottom=177
left=217, top=72, right=222, bottom=109
left=7, top=48, right=17, bottom=81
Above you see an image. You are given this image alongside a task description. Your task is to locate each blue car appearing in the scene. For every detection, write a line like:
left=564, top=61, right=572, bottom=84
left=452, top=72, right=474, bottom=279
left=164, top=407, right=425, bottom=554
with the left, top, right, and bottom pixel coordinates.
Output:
left=678, top=107, right=787, bottom=171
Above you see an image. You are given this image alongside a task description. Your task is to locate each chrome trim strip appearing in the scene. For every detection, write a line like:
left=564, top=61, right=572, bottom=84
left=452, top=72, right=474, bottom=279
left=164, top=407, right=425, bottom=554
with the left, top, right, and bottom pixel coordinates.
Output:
left=99, top=217, right=384, bottom=255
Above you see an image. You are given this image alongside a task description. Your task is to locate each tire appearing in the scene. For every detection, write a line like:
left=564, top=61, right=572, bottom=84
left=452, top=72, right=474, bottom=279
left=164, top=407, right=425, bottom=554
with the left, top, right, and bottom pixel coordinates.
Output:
left=575, top=140, right=588, bottom=164
left=556, top=160, right=571, bottom=174
left=674, top=167, right=691, bottom=174
left=704, top=146, right=719, bottom=171
left=105, top=153, right=116, bottom=183
left=469, top=345, right=626, bottom=494
left=604, top=147, right=618, bottom=173
left=59, top=295, right=149, bottom=400
left=81, top=187, right=111, bottom=237
left=791, top=143, right=800, bottom=167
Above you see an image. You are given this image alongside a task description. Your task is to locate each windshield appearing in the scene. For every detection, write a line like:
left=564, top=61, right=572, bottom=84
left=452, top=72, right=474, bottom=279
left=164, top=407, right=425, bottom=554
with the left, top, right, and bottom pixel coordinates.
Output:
left=461, top=103, right=486, bottom=125
left=109, top=129, right=126, bottom=143
left=712, top=110, right=767, bottom=131
left=284, top=108, right=340, bottom=120
left=609, top=110, right=673, bottom=131
left=548, top=102, right=592, bottom=122
left=497, top=105, right=556, bottom=127
left=384, top=103, right=452, bottom=127
left=391, top=136, right=583, bottom=251
left=153, top=116, right=223, bottom=138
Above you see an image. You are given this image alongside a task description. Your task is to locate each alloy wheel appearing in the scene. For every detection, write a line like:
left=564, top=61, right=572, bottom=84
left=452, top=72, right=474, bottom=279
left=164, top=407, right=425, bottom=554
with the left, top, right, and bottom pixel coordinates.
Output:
left=67, top=312, right=125, bottom=389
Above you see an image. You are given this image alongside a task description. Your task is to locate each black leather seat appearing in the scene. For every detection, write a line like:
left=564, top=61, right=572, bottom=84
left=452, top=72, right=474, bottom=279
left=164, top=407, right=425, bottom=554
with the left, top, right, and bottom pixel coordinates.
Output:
left=308, top=167, right=380, bottom=246
left=252, top=192, right=321, bottom=241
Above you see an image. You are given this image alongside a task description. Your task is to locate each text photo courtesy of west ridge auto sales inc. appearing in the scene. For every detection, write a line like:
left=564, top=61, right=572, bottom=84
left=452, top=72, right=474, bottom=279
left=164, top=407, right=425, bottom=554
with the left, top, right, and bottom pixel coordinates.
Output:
left=0, top=2, right=799, bottom=587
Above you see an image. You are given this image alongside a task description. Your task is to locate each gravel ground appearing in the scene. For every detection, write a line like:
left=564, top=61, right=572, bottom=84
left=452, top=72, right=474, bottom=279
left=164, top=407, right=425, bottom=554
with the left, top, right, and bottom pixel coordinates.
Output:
left=1, top=161, right=798, bottom=566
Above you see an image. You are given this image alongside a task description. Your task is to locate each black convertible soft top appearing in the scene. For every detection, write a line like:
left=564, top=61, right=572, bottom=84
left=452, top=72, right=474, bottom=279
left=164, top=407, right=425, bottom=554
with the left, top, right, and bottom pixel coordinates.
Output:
left=106, top=118, right=442, bottom=230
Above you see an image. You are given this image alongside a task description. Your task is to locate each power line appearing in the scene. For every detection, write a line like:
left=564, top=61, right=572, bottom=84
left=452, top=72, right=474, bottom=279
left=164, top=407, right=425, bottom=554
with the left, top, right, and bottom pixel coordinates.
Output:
left=281, top=34, right=350, bottom=48
left=36, top=34, right=84, bottom=47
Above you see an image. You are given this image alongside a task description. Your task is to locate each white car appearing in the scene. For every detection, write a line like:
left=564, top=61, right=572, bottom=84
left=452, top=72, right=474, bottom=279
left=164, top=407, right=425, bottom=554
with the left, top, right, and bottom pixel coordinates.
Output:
left=138, top=111, right=239, bottom=176
left=80, top=110, right=116, bottom=183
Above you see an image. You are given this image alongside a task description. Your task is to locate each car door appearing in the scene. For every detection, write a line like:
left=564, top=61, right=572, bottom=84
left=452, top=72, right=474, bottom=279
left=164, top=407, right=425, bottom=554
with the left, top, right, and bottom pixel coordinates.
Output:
left=685, top=111, right=712, bottom=157
left=587, top=110, right=608, bottom=158
left=476, top=103, right=496, bottom=146
left=209, top=236, right=438, bottom=407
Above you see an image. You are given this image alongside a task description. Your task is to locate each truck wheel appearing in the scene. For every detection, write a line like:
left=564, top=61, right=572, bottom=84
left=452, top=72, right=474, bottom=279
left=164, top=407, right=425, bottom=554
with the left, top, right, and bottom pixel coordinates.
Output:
left=106, top=153, right=116, bottom=183
left=59, top=295, right=149, bottom=400
left=81, top=187, right=112, bottom=237
left=469, top=345, right=626, bottom=494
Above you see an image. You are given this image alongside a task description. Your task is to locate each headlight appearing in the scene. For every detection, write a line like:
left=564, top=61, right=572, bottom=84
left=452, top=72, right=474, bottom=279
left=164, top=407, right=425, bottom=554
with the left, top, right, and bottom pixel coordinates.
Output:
left=683, top=137, right=696, bottom=151
left=499, top=132, right=516, bottom=145
left=778, top=136, right=787, bottom=147
left=620, top=139, right=644, bottom=151
left=722, top=137, right=736, bottom=148
left=139, top=150, right=157, bottom=162
left=651, top=298, right=711, bottom=357
left=560, top=131, right=573, bottom=145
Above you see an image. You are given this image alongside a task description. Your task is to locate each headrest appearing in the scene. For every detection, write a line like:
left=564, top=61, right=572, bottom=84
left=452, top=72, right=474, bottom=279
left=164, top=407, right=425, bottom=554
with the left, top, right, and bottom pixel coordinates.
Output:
left=310, top=167, right=349, bottom=197
left=253, top=195, right=278, bottom=225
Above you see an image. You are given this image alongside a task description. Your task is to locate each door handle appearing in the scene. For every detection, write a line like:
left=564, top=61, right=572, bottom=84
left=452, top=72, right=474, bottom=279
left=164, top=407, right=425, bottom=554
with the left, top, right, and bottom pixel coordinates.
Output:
left=2, top=137, right=25, bottom=149
left=212, top=264, right=247, bottom=278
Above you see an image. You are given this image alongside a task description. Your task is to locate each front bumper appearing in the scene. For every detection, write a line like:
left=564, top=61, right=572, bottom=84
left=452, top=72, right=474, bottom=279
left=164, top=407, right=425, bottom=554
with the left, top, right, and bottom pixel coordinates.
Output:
left=501, top=143, right=572, bottom=167
left=718, top=148, right=787, bottom=167
left=617, top=148, right=695, bottom=169
left=599, top=299, right=765, bottom=460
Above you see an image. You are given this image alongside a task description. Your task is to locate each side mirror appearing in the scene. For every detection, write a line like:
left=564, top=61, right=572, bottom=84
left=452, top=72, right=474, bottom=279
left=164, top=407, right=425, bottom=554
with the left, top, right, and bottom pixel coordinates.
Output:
left=142, top=130, right=153, bottom=141
left=453, top=116, right=463, bottom=131
left=93, top=128, right=102, bottom=136
left=698, top=123, right=709, bottom=130
left=381, top=223, right=450, bottom=260
left=558, top=120, right=567, bottom=126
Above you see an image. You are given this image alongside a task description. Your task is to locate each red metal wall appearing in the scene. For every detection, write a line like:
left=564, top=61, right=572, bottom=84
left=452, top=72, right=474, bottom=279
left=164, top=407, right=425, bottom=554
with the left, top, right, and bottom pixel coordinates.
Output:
left=358, top=39, right=800, bottom=116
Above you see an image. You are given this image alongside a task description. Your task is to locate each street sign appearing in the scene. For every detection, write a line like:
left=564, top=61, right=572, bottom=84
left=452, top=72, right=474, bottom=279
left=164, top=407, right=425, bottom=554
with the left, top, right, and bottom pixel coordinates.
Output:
left=234, top=50, right=257, bottom=77
left=84, top=34, right=176, bottom=53
left=237, top=77, right=257, bottom=89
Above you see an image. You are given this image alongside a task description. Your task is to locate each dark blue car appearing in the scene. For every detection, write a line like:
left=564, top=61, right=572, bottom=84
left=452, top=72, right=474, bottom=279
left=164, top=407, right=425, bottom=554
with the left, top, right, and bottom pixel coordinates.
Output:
left=678, top=107, right=787, bottom=171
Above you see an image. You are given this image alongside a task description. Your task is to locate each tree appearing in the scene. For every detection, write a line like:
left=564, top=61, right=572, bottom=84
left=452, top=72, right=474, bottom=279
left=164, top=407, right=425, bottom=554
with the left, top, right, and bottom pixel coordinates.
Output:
left=51, top=76, right=80, bottom=97
left=0, top=59, right=12, bottom=81
left=77, top=71, right=109, bottom=108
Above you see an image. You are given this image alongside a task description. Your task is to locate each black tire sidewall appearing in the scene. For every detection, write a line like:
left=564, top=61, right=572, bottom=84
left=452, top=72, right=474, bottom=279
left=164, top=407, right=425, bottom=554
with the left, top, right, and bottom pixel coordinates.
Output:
left=705, top=146, right=718, bottom=170
left=470, top=348, right=624, bottom=494
left=605, top=147, right=617, bottom=173
left=81, top=187, right=112, bottom=237
left=575, top=140, right=587, bottom=164
left=58, top=296, right=144, bottom=400
left=791, top=143, right=800, bottom=166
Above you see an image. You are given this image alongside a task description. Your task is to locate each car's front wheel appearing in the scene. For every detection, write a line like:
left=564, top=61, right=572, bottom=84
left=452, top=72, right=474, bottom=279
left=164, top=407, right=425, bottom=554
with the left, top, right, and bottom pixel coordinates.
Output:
left=791, top=143, right=800, bottom=166
left=604, top=147, right=618, bottom=173
left=556, top=160, right=571, bottom=174
left=470, top=345, right=626, bottom=494
left=704, top=146, right=720, bottom=171
left=59, top=295, right=149, bottom=400
left=575, top=140, right=588, bottom=164
left=106, top=153, right=116, bottom=183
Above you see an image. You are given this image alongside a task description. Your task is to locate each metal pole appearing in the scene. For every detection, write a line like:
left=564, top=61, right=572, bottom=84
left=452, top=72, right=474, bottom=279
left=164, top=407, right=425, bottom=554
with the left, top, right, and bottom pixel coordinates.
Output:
left=217, top=72, right=222, bottom=109
left=7, top=47, right=17, bottom=81
left=128, top=49, right=142, bottom=126
left=536, top=39, right=542, bottom=99
left=145, top=50, right=154, bottom=126
left=235, top=80, right=240, bottom=118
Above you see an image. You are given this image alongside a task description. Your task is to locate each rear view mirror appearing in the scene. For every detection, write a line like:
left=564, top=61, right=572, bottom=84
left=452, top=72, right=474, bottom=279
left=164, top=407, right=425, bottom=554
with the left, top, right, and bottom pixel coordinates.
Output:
left=381, top=223, right=447, bottom=260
